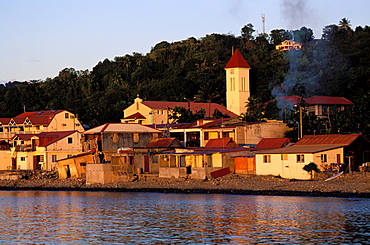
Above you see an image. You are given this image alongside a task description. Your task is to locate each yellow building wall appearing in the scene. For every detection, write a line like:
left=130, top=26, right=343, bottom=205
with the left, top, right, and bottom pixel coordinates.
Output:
left=48, top=111, right=84, bottom=132
left=0, top=151, right=12, bottom=170
left=226, top=67, right=250, bottom=116
left=313, top=148, right=344, bottom=171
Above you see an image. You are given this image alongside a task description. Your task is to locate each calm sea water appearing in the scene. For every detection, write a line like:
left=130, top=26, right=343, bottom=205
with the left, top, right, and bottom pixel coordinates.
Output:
left=0, top=191, right=369, bottom=244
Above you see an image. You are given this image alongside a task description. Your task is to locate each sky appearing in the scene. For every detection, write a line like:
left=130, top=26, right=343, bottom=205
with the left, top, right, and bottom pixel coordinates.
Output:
left=0, top=0, right=368, bottom=82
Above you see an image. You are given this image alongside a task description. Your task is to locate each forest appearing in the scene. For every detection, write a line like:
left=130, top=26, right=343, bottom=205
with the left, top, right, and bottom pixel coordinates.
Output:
left=0, top=18, right=369, bottom=140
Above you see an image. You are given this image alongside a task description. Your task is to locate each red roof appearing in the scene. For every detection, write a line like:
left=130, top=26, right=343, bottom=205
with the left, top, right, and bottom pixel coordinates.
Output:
left=1, top=110, right=67, bottom=126
left=255, top=138, right=291, bottom=149
left=305, top=96, right=352, bottom=105
left=37, top=131, right=77, bottom=147
left=0, top=118, right=11, bottom=125
left=141, top=101, right=238, bottom=118
left=205, top=137, right=240, bottom=148
left=13, top=131, right=77, bottom=147
left=123, top=112, right=146, bottom=119
left=224, top=49, right=251, bottom=69
left=295, top=134, right=367, bottom=146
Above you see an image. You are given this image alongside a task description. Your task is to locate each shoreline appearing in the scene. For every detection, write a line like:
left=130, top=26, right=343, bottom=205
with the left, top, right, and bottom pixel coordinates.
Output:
left=0, top=172, right=369, bottom=198
left=0, top=186, right=369, bottom=198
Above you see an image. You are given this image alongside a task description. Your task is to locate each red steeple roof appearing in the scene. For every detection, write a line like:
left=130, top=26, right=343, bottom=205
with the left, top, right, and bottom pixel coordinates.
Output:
left=224, top=49, right=251, bottom=69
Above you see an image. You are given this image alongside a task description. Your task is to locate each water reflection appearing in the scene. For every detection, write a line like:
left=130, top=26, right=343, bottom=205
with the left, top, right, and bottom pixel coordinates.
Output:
left=0, top=191, right=369, bottom=244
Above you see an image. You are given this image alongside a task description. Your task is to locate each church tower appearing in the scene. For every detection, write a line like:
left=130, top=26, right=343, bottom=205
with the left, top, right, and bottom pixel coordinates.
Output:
left=224, top=49, right=251, bottom=116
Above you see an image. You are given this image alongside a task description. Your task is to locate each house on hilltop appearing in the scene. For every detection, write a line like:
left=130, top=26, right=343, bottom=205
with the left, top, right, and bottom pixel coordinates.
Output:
left=275, top=95, right=353, bottom=117
left=275, top=40, right=302, bottom=51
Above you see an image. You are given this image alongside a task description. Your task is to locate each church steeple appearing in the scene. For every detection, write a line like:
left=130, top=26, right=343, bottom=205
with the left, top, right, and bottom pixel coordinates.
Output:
left=224, top=49, right=251, bottom=116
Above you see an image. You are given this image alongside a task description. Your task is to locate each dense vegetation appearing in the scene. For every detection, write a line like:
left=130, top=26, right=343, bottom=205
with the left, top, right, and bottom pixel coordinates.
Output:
left=0, top=18, right=369, bottom=140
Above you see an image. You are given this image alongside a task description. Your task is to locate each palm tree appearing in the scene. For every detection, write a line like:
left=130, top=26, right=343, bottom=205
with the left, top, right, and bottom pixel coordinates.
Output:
left=339, top=18, right=351, bottom=30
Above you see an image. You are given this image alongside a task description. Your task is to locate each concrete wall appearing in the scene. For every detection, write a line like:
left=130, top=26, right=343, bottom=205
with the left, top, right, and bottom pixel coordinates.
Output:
left=235, top=121, right=290, bottom=146
left=86, top=164, right=113, bottom=185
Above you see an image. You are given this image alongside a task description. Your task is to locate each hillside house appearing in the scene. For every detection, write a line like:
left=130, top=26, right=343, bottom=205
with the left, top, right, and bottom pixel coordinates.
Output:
left=0, top=110, right=84, bottom=140
left=276, top=96, right=353, bottom=118
left=275, top=40, right=302, bottom=51
left=122, top=96, right=237, bottom=125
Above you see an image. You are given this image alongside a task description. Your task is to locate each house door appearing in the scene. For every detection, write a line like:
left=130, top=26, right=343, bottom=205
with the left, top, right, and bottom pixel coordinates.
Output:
left=12, top=158, right=17, bottom=170
left=144, top=156, right=150, bottom=173
left=33, top=156, right=42, bottom=170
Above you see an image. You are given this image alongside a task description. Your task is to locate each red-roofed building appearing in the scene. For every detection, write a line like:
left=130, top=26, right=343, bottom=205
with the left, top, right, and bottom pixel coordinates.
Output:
left=305, top=96, right=353, bottom=117
left=0, top=130, right=82, bottom=171
left=122, top=96, right=237, bottom=125
left=0, top=110, right=84, bottom=140
left=273, top=95, right=352, bottom=117
left=255, top=134, right=370, bottom=179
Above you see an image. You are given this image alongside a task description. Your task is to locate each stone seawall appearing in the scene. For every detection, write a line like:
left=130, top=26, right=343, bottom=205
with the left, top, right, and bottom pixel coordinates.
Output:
left=0, top=171, right=369, bottom=198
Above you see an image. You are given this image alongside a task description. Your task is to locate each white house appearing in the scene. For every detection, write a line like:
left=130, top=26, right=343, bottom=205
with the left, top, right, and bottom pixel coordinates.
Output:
left=255, top=144, right=345, bottom=180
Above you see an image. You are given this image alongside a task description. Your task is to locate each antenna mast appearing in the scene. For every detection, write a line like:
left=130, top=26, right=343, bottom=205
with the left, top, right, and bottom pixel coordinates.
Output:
left=261, top=13, right=266, bottom=34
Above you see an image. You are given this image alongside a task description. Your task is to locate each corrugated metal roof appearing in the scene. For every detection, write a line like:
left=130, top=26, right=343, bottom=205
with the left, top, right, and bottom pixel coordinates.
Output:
left=224, top=49, right=251, bottom=69
left=256, top=144, right=345, bottom=154
left=295, top=134, right=364, bottom=146
left=146, top=137, right=181, bottom=148
left=305, top=96, right=353, bottom=105
left=83, top=123, right=162, bottom=134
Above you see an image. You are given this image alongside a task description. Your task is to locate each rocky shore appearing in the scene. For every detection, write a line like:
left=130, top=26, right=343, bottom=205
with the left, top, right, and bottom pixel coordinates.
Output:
left=0, top=171, right=370, bottom=198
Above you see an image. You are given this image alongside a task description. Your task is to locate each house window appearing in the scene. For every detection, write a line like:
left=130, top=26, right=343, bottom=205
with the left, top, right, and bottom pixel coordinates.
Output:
left=52, top=155, right=57, bottom=162
left=21, top=157, right=26, bottom=161
left=133, top=133, right=139, bottom=143
left=297, top=154, right=305, bottom=163
left=281, top=154, right=288, bottom=160
left=321, top=154, right=327, bottom=162
left=152, top=155, right=158, bottom=163
left=39, top=155, right=44, bottom=162
left=204, top=132, right=209, bottom=140
left=65, top=113, right=69, bottom=118
left=67, top=137, right=73, bottom=144
left=263, top=155, right=271, bottom=163
left=113, top=133, right=118, bottom=143
left=222, top=132, right=229, bottom=138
